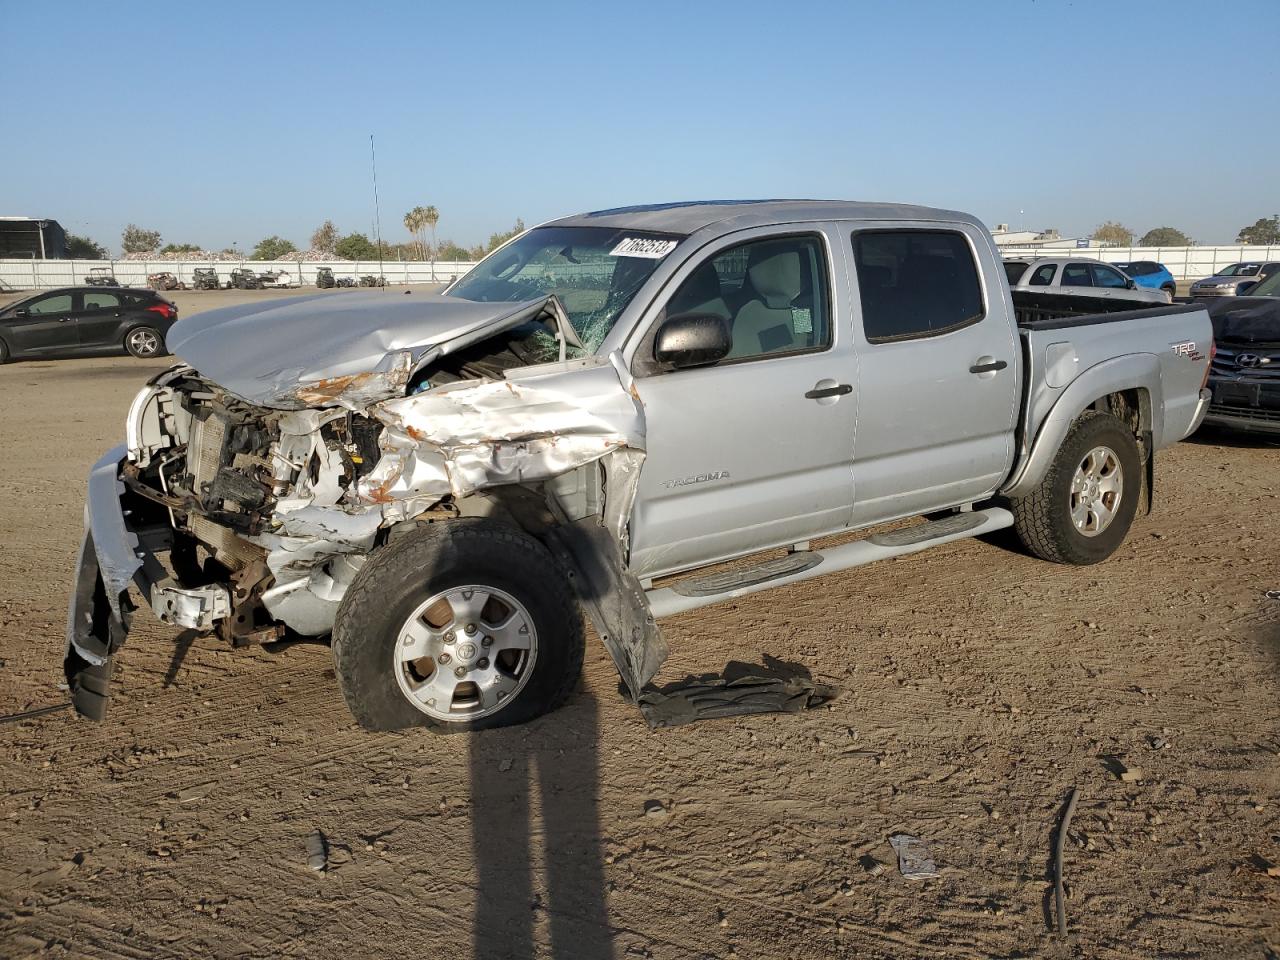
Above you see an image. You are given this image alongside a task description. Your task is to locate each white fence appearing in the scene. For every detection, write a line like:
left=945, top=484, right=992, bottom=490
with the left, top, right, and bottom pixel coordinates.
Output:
left=6, top=244, right=1279, bottom=292
left=996, top=244, right=1280, bottom=281
left=0, top=257, right=479, bottom=292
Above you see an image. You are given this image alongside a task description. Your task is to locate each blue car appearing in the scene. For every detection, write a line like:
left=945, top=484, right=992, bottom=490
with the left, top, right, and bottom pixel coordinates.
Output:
left=1114, top=261, right=1176, bottom=298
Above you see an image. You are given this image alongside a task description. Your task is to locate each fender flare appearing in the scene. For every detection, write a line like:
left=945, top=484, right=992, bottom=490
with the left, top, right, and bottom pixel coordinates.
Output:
left=1002, top=353, right=1162, bottom=499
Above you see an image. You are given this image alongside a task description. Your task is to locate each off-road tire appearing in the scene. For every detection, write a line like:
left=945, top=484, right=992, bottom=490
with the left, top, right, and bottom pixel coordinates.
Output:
left=332, top=519, right=584, bottom=732
left=1011, top=411, right=1141, bottom=565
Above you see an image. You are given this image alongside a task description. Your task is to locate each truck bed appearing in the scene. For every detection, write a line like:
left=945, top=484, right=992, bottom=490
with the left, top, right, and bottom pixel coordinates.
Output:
left=1012, top=291, right=1211, bottom=468
left=1012, top=289, right=1204, bottom=329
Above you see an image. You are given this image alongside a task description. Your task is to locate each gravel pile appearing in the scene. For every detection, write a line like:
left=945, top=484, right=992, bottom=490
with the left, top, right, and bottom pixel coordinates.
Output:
left=121, top=248, right=350, bottom=262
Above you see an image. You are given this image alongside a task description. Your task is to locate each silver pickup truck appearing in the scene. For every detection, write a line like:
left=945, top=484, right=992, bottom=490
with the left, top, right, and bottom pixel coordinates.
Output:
left=67, top=200, right=1213, bottom=731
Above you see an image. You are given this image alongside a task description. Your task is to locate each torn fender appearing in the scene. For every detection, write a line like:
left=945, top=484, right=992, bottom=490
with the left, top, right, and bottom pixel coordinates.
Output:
left=356, top=352, right=646, bottom=533
left=357, top=350, right=666, bottom=691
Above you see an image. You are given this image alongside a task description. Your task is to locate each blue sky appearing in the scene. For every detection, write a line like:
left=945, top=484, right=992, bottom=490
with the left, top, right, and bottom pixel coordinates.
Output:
left=6, top=0, right=1275, bottom=253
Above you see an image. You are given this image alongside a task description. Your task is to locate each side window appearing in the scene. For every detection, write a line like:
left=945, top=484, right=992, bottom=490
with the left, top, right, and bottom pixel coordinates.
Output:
left=1002, top=261, right=1028, bottom=285
left=1061, top=263, right=1093, bottom=287
left=83, top=292, right=120, bottom=310
left=27, top=293, right=74, bottom=315
left=1092, top=264, right=1128, bottom=288
left=852, top=230, right=984, bottom=343
left=1262, top=264, right=1280, bottom=279
left=664, top=234, right=830, bottom=361
left=1029, top=263, right=1057, bottom=286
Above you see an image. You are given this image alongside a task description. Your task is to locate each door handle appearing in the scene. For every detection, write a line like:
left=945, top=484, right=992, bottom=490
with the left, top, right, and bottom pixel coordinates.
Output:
left=969, top=359, right=1008, bottom=374
left=805, top=383, right=852, bottom=399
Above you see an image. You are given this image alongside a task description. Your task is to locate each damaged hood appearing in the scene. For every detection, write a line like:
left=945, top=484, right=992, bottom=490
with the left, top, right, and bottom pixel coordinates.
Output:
left=1207, top=296, right=1280, bottom=345
left=166, top=291, right=552, bottom=408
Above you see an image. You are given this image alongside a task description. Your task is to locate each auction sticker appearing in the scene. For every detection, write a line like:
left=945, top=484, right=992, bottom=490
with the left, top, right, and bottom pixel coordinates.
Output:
left=611, top=237, right=678, bottom=259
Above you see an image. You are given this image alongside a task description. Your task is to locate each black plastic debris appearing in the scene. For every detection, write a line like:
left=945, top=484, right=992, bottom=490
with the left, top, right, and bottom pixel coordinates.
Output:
left=637, top=657, right=841, bottom=729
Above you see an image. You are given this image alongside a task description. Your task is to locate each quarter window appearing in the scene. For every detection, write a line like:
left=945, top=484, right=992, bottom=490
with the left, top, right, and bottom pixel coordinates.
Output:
left=664, top=234, right=831, bottom=361
left=852, top=230, right=984, bottom=342
left=27, top=293, right=73, bottom=314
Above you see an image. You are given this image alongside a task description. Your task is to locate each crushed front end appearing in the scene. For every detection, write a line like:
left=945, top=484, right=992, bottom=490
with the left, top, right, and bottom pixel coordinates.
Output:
left=66, top=296, right=665, bottom=720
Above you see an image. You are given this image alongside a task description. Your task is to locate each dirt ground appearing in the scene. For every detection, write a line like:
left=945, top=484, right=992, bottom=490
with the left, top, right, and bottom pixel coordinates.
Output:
left=0, top=293, right=1277, bottom=960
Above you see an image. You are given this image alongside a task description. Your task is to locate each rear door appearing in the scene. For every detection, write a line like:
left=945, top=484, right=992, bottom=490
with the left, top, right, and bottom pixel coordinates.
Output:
left=627, top=224, right=857, bottom=578
left=77, top=289, right=125, bottom=347
left=844, top=224, right=1020, bottom=526
left=3, top=292, right=78, bottom=355
left=1059, top=261, right=1094, bottom=289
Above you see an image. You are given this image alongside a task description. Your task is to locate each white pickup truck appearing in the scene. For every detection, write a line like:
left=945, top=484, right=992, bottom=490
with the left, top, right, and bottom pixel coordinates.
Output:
left=68, top=200, right=1213, bottom=731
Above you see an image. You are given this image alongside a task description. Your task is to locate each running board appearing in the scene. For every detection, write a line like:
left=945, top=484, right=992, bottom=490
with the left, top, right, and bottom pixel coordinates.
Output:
left=645, top=506, right=1014, bottom=620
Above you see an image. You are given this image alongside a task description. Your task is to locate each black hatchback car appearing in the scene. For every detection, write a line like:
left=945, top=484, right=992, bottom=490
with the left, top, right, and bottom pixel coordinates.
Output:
left=0, top=287, right=178, bottom=362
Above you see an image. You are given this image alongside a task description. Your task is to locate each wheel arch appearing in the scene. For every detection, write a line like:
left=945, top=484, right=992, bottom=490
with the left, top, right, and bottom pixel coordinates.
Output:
left=1003, top=353, right=1161, bottom=499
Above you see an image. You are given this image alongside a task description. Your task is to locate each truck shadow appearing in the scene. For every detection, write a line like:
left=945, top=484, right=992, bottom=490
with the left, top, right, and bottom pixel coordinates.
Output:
left=1185, top=424, right=1280, bottom=449
left=468, top=691, right=613, bottom=960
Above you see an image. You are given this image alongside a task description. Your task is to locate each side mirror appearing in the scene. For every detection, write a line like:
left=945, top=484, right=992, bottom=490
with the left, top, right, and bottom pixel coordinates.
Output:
left=14, top=308, right=28, bottom=318
left=1126, top=279, right=1136, bottom=289
left=654, top=313, right=731, bottom=368
left=1237, top=281, right=1256, bottom=295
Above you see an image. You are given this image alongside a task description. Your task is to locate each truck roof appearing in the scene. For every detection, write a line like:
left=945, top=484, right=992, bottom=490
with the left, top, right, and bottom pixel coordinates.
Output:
left=549, top=199, right=982, bottom=238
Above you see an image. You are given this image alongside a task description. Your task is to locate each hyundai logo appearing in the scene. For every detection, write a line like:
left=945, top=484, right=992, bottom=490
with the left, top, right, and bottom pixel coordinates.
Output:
left=1236, top=353, right=1262, bottom=369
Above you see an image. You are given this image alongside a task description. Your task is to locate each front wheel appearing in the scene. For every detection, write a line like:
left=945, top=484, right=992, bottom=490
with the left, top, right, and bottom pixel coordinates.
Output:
left=1011, top=411, right=1141, bottom=565
left=332, top=519, right=585, bottom=732
left=125, top=326, right=165, bottom=358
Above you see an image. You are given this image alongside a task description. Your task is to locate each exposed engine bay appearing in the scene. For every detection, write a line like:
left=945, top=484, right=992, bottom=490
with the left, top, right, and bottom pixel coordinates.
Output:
left=67, top=294, right=665, bottom=720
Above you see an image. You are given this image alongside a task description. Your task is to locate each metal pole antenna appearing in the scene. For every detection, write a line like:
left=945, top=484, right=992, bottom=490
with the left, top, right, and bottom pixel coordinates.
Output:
left=371, top=134, right=386, bottom=287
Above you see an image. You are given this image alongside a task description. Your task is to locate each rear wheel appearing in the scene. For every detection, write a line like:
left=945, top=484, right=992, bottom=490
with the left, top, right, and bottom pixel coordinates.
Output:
left=125, top=326, right=164, bottom=358
left=1011, top=411, right=1141, bottom=565
left=332, top=519, right=584, bottom=732
left=0, top=338, right=8, bottom=363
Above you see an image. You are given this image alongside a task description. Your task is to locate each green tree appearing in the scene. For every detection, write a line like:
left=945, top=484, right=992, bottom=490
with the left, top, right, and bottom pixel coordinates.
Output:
left=485, top=218, right=525, bottom=253
left=65, top=233, right=107, bottom=259
left=1139, top=227, right=1190, bottom=247
left=1236, top=215, right=1280, bottom=245
left=251, top=236, right=298, bottom=260
left=121, top=224, right=162, bottom=254
left=334, top=232, right=378, bottom=260
left=1090, top=221, right=1134, bottom=247
left=310, top=220, right=339, bottom=254
left=160, top=242, right=202, bottom=255
left=435, top=240, right=475, bottom=261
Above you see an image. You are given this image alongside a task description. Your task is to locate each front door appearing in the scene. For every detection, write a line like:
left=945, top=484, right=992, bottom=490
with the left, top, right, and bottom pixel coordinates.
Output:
left=844, top=226, right=1020, bottom=526
left=627, top=227, right=857, bottom=579
left=6, top=292, right=78, bottom=355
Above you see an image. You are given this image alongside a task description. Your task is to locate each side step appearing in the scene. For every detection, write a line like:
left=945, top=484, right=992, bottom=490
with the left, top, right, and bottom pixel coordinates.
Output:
left=645, top=506, right=1014, bottom=619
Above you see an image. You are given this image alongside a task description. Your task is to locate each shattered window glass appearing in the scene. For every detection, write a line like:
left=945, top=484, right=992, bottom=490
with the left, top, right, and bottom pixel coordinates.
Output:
left=447, top=226, right=683, bottom=352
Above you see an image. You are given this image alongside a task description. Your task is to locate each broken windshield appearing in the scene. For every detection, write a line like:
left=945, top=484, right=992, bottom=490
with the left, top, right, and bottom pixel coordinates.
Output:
left=446, top=226, right=683, bottom=351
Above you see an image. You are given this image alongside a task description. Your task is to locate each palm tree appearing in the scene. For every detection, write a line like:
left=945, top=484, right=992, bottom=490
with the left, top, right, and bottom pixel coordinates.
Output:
left=422, top=206, right=439, bottom=281
left=403, top=208, right=424, bottom=259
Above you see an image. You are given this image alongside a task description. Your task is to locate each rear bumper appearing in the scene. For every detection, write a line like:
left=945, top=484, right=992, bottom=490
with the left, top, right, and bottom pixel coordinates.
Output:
left=1188, top=387, right=1212, bottom=436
